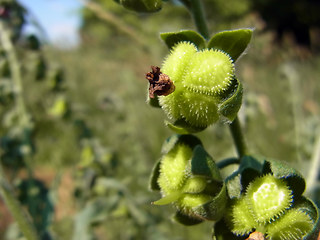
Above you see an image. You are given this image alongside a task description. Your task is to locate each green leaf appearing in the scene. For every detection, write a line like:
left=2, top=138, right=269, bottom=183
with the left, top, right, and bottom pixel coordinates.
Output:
left=173, top=211, right=203, bottom=226
left=192, top=183, right=227, bottom=221
left=160, top=30, right=206, bottom=50
left=212, top=219, right=246, bottom=240
left=293, top=197, right=318, bottom=223
left=160, top=134, right=202, bottom=155
left=225, top=155, right=264, bottom=198
left=191, top=145, right=221, bottom=182
left=218, top=78, right=243, bottom=122
left=149, top=158, right=161, bottom=191
left=165, top=119, right=207, bottom=134
left=147, top=94, right=161, bottom=108
left=263, top=158, right=306, bottom=197
left=304, top=197, right=320, bottom=240
left=208, top=29, right=253, bottom=61
left=238, top=155, right=264, bottom=190
left=225, top=172, right=242, bottom=199
left=152, top=191, right=182, bottom=205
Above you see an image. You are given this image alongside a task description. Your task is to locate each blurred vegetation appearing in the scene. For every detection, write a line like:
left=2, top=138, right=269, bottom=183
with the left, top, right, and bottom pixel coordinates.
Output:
left=0, top=0, right=319, bottom=239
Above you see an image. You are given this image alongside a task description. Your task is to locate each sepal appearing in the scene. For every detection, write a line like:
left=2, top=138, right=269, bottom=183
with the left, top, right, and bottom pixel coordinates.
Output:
left=208, top=29, right=253, bottom=61
left=160, top=30, right=206, bottom=50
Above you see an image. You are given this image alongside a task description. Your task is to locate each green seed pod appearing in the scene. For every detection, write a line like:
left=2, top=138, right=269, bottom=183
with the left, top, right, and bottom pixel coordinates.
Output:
left=229, top=197, right=256, bottom=236
left=153, top=135, right=227, bottom=222
left=266, top=209, right=314, bottom=240
left=229, top=174, right=315, bottom=239
left=159, top=42, right=242, bottom=130
left=120, top=0, right=162, bottom=13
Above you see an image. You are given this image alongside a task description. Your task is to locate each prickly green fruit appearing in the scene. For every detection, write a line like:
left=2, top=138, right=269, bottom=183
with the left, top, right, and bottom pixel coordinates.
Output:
left=228, top=174, right=315, bottom=239
left=159, top=42, right=242, bottom=130
left=266, top=209, right=314, bottom=240
left=230, top=197, right=255, bottom=236
left=153, top=135, right=227, bottom=223
left=157, top=143, right=193, bottom=193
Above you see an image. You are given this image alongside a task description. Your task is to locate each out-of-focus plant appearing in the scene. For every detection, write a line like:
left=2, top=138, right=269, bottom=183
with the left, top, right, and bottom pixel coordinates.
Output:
left=0, top=1, right=68, bottom=239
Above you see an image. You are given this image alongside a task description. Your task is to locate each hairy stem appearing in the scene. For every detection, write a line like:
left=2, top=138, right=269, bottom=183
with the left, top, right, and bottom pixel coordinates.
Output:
left=181, top=0, right=209, bottom=39
left=229, top=116, right=248, bottom=159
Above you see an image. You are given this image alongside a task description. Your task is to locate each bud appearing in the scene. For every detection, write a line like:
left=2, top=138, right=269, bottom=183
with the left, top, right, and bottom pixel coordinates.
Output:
left=159, top=42, right=242, bottom=130
left=120, top=0, right=162, bottom=13
left=152, top=134, right=227, bottom=223
left=228, top=175, right=315, bottom=239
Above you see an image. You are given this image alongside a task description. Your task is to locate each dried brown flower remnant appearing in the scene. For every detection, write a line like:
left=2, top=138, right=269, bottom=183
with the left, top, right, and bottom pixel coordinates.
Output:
left=145, top=66, right=175, bottom=98
left=246, top=232, right=265, bottom=240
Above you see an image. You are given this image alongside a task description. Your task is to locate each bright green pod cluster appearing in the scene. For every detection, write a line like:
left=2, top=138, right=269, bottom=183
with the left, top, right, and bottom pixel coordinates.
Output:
left=151, top=135, right=227, bottom=223
left=159, top=42, right=242, bottom=129
left=229, top=175, right=314, bottom=239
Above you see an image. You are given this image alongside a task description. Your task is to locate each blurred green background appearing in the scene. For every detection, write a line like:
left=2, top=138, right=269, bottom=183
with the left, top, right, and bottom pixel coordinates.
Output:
left=0, top=0, right=319, bottom=239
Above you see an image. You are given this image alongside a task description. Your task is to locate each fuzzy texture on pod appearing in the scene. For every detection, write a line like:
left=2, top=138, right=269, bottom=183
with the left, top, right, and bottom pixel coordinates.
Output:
left=156, top=142, right=224, bottom=221
left=228, top=174, right=314, bottom=239
left=245, top=175, right=293, bottom=223
left=159, top=42, right=240, bottom=129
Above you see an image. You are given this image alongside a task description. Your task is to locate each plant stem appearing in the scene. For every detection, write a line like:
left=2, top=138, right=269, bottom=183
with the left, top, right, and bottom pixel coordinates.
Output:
left=0, top=161, right=39, bottom=240
left=181, top=0, right=248, bottom=159
left=0, top=21, right=39, bottom=240
left=0, top=21, right=29, bottom=126
left=181, top=0, right=209, bottom=39
left=229, top=116, right=248, bottom=159
left=306, top=134, right=320, bottom=195
left=217, top=157, right=240, bottom=169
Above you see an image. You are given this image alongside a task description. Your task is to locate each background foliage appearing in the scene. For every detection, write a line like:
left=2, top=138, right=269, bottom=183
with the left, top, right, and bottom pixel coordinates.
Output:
left=0, top=0, right=319, bottom=239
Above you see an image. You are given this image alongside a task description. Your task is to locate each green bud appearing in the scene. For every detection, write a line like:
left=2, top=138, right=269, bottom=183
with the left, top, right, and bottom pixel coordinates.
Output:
left=159, top=42, right=242, bottom=130
left=228, top=174, right=315, bottom=239
left=120, top=0, right=162, bottom=13
left=153, top=135, right=227, bottom=222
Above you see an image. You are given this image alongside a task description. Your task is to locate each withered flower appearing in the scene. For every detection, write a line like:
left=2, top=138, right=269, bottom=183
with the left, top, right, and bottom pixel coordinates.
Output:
left=145, top=66, right=175, bottom=98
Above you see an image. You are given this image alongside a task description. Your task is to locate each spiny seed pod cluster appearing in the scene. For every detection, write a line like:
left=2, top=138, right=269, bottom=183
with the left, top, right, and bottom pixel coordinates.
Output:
left=228, top=175, right=314, bottom=240
left=150, top=135, right=227, bottom=224
left=159, top=42, right=242, bottom=129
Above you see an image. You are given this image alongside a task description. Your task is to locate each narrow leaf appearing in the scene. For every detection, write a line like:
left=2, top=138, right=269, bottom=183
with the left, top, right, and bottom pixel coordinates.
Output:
left=152, top=191, right=182, bottom=205
left=192, top=183, right=227, bottom=221
left=191, top=145, right=221, bottom=182
left=149, top=159, right=161, bottom=191
left=218, top=78, right=243, bottom=122
left=173, top=211, right=203, bottom=226
left=147, top=94, right=161, bottom=108
left=161, top=134, right=202, bottom=154
left=165, top=119, right=207, bottom=134
left=263, top=158, right=306, bottom=197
